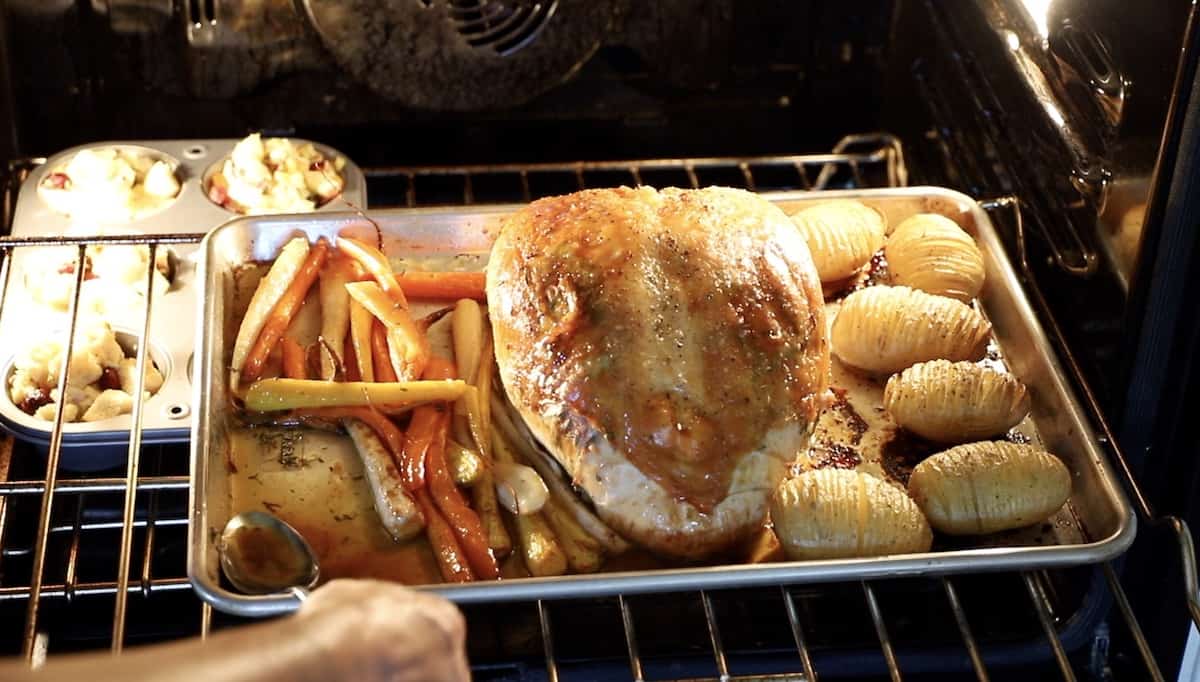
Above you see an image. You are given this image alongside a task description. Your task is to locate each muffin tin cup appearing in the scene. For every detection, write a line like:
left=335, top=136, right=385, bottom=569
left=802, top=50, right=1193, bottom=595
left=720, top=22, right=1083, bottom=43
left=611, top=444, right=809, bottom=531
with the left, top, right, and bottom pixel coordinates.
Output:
left=2, top=138, right=366, bottom=468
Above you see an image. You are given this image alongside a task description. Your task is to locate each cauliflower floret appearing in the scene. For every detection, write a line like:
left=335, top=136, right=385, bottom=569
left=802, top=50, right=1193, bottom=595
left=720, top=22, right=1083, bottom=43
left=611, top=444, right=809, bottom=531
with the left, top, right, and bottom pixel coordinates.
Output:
left=51, top=384, right=100, bottom=415
left=143, top=160, right=180, bottom=198
left=34, top=402, right=78, bottom=422
left=117, top=357, right=163, bottom=395
left=82, top=389, right=133, bottom=422
left=9, top=320, right=161, bottom=423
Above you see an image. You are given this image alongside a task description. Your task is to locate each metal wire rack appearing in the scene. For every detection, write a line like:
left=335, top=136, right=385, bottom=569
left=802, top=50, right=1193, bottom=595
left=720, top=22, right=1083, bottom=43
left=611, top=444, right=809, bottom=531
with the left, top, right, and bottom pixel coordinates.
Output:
left=0, top=134, right=1192, bottom=680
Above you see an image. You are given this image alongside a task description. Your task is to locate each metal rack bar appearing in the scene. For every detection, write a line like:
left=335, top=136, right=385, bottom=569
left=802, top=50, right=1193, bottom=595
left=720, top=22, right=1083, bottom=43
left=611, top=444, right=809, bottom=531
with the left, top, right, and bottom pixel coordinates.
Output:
left=0, top=476, right=189, bottom=495
left=701, top=591, right=731, bottom=680
left=862, top=582, right=902, bottom=682
left=782, top=587, right=818, bottom=682
left=1024, top=573, right=1078, bottom=682
left=941, top=578, right=990, bottom=682
left=537, top=600, right=559, bottom=682
left=112, top=243, right=158, bottom=651
left=618, top=595, right=647, bottom=682
left=22, top=245, right=87, bottom=661
left=1103, top=563, right=1165, bottom=682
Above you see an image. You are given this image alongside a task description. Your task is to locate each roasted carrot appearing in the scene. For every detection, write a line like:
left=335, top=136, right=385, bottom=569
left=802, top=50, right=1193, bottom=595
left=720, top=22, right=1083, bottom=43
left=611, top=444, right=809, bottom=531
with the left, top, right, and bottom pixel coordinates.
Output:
left=280, top=337, right=307, bottom=380
left=414, top=488, right=474, bottom=583
left=399, top=406, right=442, bottom=490
left=371, top=320, right=398, bottom=383
left=426, top=413, right=500, bottom=579
left=241, top=239, right=330, bottom=383
left=345, top=281, right=430, bottom=381
left=397, top=271, right=486, bottom=301
left=343, top=335, right=361, bottom=382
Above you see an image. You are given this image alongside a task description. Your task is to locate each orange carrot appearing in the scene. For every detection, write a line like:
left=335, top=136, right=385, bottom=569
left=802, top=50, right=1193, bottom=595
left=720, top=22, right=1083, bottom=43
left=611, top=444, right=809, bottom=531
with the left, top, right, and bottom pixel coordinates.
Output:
left=343, top=336, right=361, bottom=382
left=241, top=239, right=330, bottom=383
left=371, top=320, right=398, bottom=383
left=280, top=338, right=307, bottom=380
left=426, top=412, right=499, bottom=579
left=415, top=488, right=474, bottom=583
left=399, top=406, right=442, bottom=490
left=393, top=355, right=459, bottom=490
left=397, top=271, right=486, bottom=301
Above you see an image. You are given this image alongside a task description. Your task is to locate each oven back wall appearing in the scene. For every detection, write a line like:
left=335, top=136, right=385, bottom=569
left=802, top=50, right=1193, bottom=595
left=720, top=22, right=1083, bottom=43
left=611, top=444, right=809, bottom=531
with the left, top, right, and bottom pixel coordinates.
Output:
left=0, top=0, right=893, bottom=165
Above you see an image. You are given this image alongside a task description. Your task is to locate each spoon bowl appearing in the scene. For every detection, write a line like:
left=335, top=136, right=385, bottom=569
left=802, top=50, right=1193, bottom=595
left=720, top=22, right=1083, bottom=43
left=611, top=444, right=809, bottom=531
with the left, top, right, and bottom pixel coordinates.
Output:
left=219, top=511, right=319, bottom=597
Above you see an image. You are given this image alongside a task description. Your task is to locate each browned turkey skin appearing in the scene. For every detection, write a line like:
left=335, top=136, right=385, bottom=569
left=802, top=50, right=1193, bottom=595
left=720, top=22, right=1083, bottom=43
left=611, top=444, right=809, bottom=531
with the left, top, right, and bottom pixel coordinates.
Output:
left=487, top=186, right=829, bottom=559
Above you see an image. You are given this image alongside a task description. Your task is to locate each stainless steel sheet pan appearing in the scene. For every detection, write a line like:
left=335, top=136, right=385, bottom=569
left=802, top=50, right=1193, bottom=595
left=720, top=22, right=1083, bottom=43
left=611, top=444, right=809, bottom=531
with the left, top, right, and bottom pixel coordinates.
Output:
left=189, top=187, right=1135, bottom=616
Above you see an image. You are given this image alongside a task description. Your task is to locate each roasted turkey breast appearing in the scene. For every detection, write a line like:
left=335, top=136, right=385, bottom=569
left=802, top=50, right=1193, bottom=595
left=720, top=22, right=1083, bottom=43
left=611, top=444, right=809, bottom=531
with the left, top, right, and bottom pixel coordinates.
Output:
left=487, top=186, right=830, bottom=559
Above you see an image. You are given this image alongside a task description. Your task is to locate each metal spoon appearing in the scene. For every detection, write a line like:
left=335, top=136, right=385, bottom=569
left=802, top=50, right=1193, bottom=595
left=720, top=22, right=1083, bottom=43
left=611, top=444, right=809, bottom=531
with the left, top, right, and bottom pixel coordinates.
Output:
left=219, top=511, right=319, bottom=602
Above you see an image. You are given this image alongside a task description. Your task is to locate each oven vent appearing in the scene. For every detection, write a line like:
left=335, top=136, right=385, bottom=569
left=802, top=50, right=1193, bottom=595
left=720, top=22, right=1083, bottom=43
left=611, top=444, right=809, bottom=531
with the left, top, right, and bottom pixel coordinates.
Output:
left=449, top=0, right=558, bottom=56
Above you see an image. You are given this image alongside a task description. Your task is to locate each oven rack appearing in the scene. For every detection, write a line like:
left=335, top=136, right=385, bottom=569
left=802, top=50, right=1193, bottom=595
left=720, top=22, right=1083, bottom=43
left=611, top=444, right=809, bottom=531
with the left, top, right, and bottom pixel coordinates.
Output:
left=0, top=135, right=1190, bottom=681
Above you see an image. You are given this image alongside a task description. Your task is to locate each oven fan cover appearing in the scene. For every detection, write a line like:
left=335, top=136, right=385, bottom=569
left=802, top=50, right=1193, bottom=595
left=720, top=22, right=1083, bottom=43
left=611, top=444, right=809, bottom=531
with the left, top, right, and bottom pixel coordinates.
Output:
left=301, top=0, right=626, bottom=110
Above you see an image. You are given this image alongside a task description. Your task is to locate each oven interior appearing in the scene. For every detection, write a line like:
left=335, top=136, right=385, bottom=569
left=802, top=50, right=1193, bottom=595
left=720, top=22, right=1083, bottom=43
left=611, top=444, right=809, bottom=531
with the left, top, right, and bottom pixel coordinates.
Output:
left=0, top=0, right=1197, bottom=679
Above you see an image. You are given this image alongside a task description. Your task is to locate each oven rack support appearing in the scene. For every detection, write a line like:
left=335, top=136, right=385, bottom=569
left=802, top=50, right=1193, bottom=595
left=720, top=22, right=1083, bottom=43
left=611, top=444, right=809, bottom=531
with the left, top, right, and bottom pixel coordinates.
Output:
left=0, top=135, right=1188, bottom=681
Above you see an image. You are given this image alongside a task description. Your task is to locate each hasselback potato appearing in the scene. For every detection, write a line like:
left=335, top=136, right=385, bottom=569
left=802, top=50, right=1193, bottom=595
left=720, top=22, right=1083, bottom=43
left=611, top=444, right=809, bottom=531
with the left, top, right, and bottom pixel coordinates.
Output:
left=771, top=469, right=932, bottom=560
left=883, top=360, right=1029, bottom=442
left=907, top=441, right=1071, bottom=535
left=831, top=285, right=991, bottom=375
left=788, top=200, right=886, bottom=283
left=884, top=213, right=985, bottom=302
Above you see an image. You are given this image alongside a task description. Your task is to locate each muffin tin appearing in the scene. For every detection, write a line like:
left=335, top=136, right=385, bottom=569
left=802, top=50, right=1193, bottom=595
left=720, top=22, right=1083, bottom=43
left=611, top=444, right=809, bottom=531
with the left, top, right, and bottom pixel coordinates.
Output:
left=0, top=138, right=366, bottom=469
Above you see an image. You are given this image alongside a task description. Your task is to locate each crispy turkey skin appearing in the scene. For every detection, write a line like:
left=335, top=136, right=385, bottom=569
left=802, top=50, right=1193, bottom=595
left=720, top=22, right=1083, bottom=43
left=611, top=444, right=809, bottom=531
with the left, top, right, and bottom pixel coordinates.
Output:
left=487, top=186, right=829, bottom=559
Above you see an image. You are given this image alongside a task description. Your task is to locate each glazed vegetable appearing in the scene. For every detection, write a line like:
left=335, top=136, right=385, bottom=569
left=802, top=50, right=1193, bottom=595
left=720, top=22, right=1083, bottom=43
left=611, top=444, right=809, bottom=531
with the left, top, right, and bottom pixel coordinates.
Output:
left=831, top=285, right=991, bottom=375
left=425, top=411, right=500, bottom=580
left=338, top=236, right=431, bottom=380
left=348, top=295, right=376, bottom=382
left=491, top=390, right=631, bottom=554
left=908, top=441, right=1071, bottom=535
left=414, top=488, right=474, bottom=583
left=371, top=320, right=398, bottom=383
left=345, top=280, right=429, bottom=381
left=243, top=378, right=467, bottom=412
left=885, top=213, right=985, bottom=302
left=514, top=510, right=569, bottom=578
left=317, top=256, right=354, bottom=380
left=280, top=337, right=307, bottom=380
left=771, top=469, right=932, bottom=560
left=342, top=418, right=424, bottom=541
left=491, top=432, right=549, bottom=515
left=397, top=271, right=487, bottom=301
left=446, top=439, right=485, bottom=487
left=230, top=237, right=309, bottom=383
left=883, top=360, right=1029, bottom=442
left=788, top=200, right=886, bottom=282
left=471, top=470, right=512, bottom=559
left=541, top=494, right=604, bottom=573
left=240, top=239, right=330, bottom=384
left=452, top=299, right=483, bottom=385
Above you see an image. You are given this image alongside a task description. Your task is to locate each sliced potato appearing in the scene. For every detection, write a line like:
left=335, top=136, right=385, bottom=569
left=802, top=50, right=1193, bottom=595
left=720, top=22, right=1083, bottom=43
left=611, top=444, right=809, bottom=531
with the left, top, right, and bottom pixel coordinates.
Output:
left=908, top=441, right=1071, bottom=535
left=883, top=360, right=1029, bottom=442
left=789, top=200, right=886, bottom=282
left=831, top=285, right=991, bottom=375
left=771, top=469, right=932, bottom=560
left=885, top=213, right=985, bottom=302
